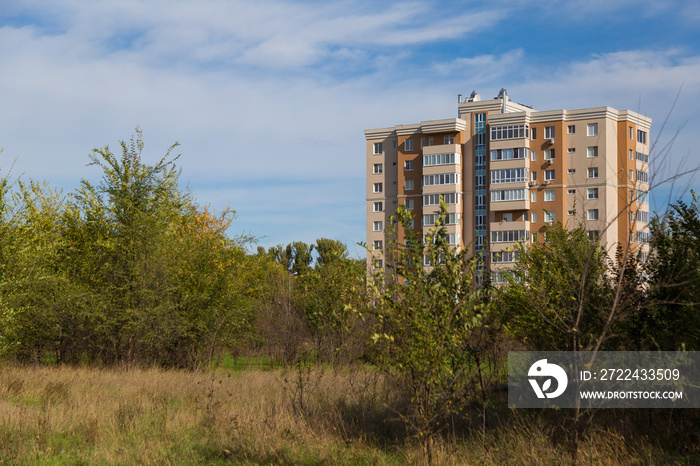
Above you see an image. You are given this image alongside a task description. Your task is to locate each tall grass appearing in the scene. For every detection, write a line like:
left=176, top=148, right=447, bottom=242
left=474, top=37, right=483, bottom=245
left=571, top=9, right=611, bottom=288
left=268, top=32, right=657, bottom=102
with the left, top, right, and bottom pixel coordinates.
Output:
left=0, top=363, right=693, bottom=464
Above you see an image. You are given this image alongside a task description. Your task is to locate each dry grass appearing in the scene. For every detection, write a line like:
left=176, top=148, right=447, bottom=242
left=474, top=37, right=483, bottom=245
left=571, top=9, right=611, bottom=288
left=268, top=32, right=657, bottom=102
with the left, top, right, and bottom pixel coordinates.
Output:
left=0, top=363, right=690, bottom=464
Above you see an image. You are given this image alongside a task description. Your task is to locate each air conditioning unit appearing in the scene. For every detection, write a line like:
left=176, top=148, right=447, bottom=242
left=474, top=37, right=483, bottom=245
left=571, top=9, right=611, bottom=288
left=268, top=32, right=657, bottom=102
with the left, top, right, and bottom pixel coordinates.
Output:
left=547, top=159, right=554, bottom=165
left=528, top=181, right=536, bottom=187
left=546, top=138, right=555, bottom=145
left=544, top=180, right=551, bottom=185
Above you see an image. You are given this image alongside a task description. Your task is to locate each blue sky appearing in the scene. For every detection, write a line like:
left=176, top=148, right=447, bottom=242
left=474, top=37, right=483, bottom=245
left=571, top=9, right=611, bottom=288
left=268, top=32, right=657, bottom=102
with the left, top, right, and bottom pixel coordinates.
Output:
left=1, top=0, right=699, bottom=256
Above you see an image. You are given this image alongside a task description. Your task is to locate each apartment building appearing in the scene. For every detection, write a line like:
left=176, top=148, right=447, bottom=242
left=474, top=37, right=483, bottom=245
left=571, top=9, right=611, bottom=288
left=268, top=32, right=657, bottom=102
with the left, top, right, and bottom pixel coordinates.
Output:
left=365, top=89, right=651, bottom=282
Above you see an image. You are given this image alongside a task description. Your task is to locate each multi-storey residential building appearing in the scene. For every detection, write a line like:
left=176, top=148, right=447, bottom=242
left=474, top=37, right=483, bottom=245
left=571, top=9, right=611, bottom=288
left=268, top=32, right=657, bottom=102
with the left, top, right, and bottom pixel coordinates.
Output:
left=365, top=89, right=651, bottom=281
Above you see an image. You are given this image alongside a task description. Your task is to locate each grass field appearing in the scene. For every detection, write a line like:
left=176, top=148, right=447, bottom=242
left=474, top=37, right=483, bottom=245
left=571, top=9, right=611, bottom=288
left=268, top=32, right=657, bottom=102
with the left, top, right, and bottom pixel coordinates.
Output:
left=0, top=362, right=694, bottom=465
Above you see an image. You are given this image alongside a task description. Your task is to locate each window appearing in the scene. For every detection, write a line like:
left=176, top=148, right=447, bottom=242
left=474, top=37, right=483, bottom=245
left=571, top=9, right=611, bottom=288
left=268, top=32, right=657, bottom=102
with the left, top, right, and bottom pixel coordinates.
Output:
left=587, top=188, right=599, bottom=199
left=404, top=160, right=414, bottom=170
left=567, top=168, right=576, bottom=174
left=373, top=182, right=382, bottom=193
left=490, top=124, right=529, bottom=140
left=532, top=232, right=537, bottom=243
left=406, top=199, right=414, bottom=210
left=490, top=230, right=529, bottom=243
left=501, top=213, right=512, bottom=222
left=373, top=163, right=382, bottom=174
left=531, top=191, right=537, bottom=202
left=629, top=126, right=634, bottom=140
left=373, top=221, right=383, bottom=232
left=444, top=135, right=454, bottom=144
left=637, top=190, right=649, bottom=204
left=636, top=151, right=649, bottom=163
left=637, top=231, right=652, bottom=243
left=629, top=170, right=634, bottom=181
left=629, top=149, right=634, bottom=160
left=544, top=190, right=555, bottom=202
left=587, top=209, right=599, bottom=221
left=491, top=250, right=519, bottom=263
left=587, top=167, right=598, bottom=179
left=531, top=171, right=537, bottom=181
left=393, top=140, right=398, bottom=149
left=567, top=125, right=576, bottom=134
left=404, top=138, right=414, bottom=151
left=544, top=169, right=555, bottom=181
left=587, top=123, right=598, bottom=136
left=447, top=233, right=460, bottom=245
left=491, top=189, right=526, bottom=202
left=393, top=181, right=397, bottom=186
left=373, top=142, right=383, bottom=154
left=428, top=137, right=433, bottom=146
left=568, top=189, right=576, bottom=194
left=636, top=170, right=649, bottom=183
left=568, top=210, right=575, bottom=216
left=588, top=230, right=599, bottom=240
left=544, top=149, right=555, bottom=160
left=405, top=179, right=414, bottom=190
left=531, top=127, right=537, bottom=140
left=373, top=201, right=383, bottom=212
left=531, top=150, right=536, bottom=161
left=423, top=153, right=459, bottom=166
left=423, top=173, right=459, bottom=186
left=544, top=211, right=555, bottom=223
left=637, top=130, right=647, bottom=144
left=491, top=168, right=528, bottom=184
left=423, top=212, right=459, bottom=225
left=587, top=146, right=598, bottom=158
left=423, top=193, right=459, bottom=205
left=373, top=240, right=383, bottom=250
left=545, top=126, right=555, bottom=139
left=567, top=147, right=576, bottom=153
left=531, top=212, right=537, bottom=223
left=421, top=137, right=425, bottom=148
left=490, top=147, right=528, bottom=161
left=523, top=212, right=529, bottom=222
left=376, top=259, right=383, bottom=268
left=637, top=210, right=649, bottom=223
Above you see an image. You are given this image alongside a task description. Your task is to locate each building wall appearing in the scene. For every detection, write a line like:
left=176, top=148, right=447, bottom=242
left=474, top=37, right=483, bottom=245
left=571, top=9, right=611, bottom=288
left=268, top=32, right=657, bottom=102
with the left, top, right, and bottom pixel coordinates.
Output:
left=365, top=92, right=651, bottom=277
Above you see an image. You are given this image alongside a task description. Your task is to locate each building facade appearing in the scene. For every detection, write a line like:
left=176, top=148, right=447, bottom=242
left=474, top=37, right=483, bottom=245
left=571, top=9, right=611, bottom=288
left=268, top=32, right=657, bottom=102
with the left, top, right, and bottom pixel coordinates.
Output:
left=365, top=89, right=651, bottom=281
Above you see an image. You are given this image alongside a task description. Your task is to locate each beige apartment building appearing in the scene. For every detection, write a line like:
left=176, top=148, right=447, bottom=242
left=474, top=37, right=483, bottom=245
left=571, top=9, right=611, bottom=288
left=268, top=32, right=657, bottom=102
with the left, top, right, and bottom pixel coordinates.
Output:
left=365, top=89, right=651, bottom=282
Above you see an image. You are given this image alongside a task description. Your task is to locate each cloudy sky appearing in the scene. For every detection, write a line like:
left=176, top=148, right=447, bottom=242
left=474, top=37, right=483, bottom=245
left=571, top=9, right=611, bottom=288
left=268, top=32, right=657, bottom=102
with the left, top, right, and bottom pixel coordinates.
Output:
left=1, top=0, right=699, bottom=255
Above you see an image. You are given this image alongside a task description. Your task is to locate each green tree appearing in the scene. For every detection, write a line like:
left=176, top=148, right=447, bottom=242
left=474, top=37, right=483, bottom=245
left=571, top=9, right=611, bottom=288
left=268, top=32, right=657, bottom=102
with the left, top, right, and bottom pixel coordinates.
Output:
left=364, top=201, right=493, bottom=463
left=644, top=191, right=700, bottom=350
left=498, top=222, right=612, bottom=352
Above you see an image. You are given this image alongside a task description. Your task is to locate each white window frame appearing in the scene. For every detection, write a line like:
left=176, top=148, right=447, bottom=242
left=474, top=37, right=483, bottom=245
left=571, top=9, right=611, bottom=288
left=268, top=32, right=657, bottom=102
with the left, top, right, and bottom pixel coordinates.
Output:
left=404, top=160, right=414, bottom=171
left=587, top=146, right=598, bottom=158
left=587, top=123, right=598, bottom=136
left=587, top=209, right=599, bottom=221
left=373, top=142, right=383, bottom=154
left=373, top=163, right=383, bottom=174
left=404, top=138, right=414, bottom=151
left=544, top=169, right=555, bottom=181
left=544, top=211, right=555, bottom=223
left=406, top=199, right=414, bottom=210
left=373, top=182, right=383, bottom=193
left=544, top=190, right=555, bottom=202
left=373, top=221, right=383, bottom=232
left=405, top=179, right=414, bottom=190
left=567, top=125, right=575, bottom=134
left=373, top=201, right=383, bottom=212
left=587, top=188, right=599, bottom=200
left=587, top=167, right=598, bottom=179
left=545, top=126, right=555, bottom=139
left=444, top=135, right=454, bottom=144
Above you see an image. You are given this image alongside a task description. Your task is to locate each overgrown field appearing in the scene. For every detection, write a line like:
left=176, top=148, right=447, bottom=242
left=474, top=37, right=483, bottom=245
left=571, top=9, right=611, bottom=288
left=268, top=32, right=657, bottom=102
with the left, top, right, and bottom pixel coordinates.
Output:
left=0, top=363, right=695, bottom=465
